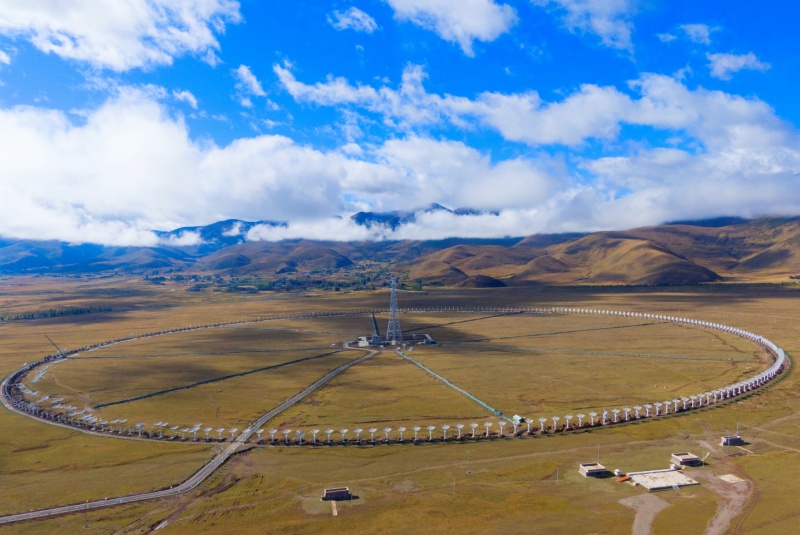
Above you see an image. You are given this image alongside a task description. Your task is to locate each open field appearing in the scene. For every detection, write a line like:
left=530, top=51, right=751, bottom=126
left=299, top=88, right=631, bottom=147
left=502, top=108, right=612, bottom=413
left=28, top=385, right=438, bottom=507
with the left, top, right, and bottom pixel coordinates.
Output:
left=274, top=352, right=489, bottom=430
left=93, top=351, right=366, bottom=429
left=1, top=276, right=799, bottom=533
left=14, top=308, right=764, bottom=435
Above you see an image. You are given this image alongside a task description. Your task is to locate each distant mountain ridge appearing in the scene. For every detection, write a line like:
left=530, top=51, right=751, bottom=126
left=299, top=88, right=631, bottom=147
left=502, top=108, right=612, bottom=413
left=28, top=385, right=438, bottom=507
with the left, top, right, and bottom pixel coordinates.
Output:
left=350, top=203, right=497, bottom=230
left=155, top=219, right=285, bottom=253
left=1, top=215, right=799, bottom=286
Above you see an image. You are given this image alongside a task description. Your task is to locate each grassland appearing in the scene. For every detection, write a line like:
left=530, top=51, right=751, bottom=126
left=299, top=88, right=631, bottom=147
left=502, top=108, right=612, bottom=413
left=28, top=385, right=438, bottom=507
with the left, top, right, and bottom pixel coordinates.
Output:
left=1, top=276, right=799, bottom=533
left=273, top=352, right=489, bottom=430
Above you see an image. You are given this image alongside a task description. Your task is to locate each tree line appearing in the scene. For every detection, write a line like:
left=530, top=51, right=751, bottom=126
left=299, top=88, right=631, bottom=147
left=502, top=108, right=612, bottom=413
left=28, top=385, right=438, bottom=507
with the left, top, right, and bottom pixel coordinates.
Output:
left=0, top=305, right=112, bottom=322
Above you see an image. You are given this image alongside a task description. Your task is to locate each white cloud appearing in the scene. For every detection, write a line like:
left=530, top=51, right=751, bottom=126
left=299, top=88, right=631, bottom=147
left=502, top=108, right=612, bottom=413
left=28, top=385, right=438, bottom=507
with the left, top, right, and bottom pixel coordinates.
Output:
left=581, top=145, right=800, bottom=228
left=368, top=137, right=560, bottom=210
left=707, top=52, right=771, bottom=80
left=173, top=89, right=199, bottom=109
left=656, top=33, right=676, bottom=43
left=162, top=231, right=203, bottom=246
left=274, top=62, right=471, bottom=129
left=532, top=0, right=637, bottom=51
left=0, top=88, right=351, bottom=245
left=276, top=60, right=643, bottom=145
left=269, top=60, right=800, bottom=232
left=327, top=7, right=378, bottom=34
left=222, top=222, right=242, bottom=236
left=233, top=64, right=265, bottom=96
left=679, top=23, right=715, bottom=45
left=0, top=0, right=241, bottom=71
left=245, top=210, right=549, bottom=242
left=2, top=76, right=800, bottom=246
left=471, top=84, right=632, bottom=145
left=385, top=0, right=517, bottom=56
left=0, top=49, right=10, bottom=65
left=247, top=217, right=376, bottom=242
left=275, top=61, right=794, bottom=154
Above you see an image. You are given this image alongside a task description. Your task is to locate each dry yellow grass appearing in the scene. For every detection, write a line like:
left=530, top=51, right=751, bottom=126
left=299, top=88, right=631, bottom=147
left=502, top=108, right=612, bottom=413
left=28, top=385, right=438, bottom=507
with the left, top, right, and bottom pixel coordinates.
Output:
left=1, top=277, right=799, bottom=534
left=274, top=351, right=488, bottom=431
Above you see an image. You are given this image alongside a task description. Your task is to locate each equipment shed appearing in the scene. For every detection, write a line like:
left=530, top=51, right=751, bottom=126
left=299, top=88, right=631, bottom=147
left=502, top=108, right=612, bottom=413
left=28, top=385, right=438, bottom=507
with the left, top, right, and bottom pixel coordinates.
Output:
left=671, top=452, right=702, bottom=467
left=321, top=487, right=352, bottom=501
left=578, top=462, right=607, bottom=477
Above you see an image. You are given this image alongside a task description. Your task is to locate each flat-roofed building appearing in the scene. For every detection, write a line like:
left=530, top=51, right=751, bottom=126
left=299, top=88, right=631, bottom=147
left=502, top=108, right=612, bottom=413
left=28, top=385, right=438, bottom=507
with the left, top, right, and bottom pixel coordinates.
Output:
left=321, top=487, right=352, bottom=501
left=720, top=435, right=745, bottom=447
left=671, top=452, right=702, bottom=467
left=578, top=462, right=607, bottom=477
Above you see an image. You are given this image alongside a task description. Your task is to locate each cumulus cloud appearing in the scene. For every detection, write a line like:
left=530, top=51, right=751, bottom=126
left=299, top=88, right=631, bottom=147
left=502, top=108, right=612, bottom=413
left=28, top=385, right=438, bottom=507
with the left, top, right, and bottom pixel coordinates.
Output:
left=471, top=84, right=632, bottom=145
left=0, top=0, right=241, bottom=71
left=370, top=137, right=559, bottom=210
left=173, top=89, right=199, bottom=109
left=276, top=61, right=789, bottom=149
left=327, top=7, right=378, bottom=33
left=385, top=0, right=517, bottom=56
left=679, top=23, right=715, bottom=45
left=532, top=0, right=637, bottom=51
left=707, top=52, right=771, bottom=80
left=0, top=49, right=10, bottom=65
left=0, top=88, right=350, bottom=245
left=277, top=60, right=636, bottom=145
left=233, top=64, right=265, bottom=96
left=274, top=62, right=470, bottom=129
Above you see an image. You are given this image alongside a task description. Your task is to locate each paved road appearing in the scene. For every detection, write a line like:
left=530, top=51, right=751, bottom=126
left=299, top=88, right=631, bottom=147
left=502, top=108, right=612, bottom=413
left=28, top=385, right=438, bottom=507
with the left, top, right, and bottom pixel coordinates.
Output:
left=0, top=349, right=377, bottom=525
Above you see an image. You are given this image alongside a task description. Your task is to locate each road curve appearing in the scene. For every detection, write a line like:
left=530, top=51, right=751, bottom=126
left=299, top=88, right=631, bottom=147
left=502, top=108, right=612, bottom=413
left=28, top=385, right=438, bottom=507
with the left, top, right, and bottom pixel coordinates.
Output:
left=0, top=349, right=377, bottom=525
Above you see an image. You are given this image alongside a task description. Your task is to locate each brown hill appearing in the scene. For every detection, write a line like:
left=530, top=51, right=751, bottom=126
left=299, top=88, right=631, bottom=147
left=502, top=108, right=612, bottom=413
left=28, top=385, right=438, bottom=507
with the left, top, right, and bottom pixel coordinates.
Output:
left=405, top=217, right=800, bottom=285
left=198, top=240, right=353, bottom=274
left=410, top=233, right=721, bottom=286
left=623, top=217, right=800, bottom=279
left=2, top=216, right=799, bottom=285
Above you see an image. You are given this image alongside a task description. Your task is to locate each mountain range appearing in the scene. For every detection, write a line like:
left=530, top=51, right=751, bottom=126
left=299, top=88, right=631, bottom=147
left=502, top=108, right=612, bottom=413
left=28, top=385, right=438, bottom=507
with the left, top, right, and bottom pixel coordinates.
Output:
left=1, top=210, right=799, bottom=286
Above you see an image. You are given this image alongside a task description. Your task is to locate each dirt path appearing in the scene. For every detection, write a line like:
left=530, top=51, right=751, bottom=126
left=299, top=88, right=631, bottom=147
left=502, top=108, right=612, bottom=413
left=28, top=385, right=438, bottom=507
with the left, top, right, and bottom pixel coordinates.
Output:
left=695, top=434, right=757, bottom=534
left=51, top=372, right=91, bottom=406
left=689, top=471, right=753, bottom=535
left=619, top=494, right=671, bottom=535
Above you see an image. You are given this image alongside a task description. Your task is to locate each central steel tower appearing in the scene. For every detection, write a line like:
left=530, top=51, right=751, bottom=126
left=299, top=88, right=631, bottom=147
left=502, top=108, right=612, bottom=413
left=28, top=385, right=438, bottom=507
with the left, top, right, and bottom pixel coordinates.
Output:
left=385, top=276, right=402, bottom=344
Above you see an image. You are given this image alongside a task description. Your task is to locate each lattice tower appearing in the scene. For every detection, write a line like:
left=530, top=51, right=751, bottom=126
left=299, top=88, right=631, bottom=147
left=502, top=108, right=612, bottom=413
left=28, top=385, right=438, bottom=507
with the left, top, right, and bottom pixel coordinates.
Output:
left=385, top=276, right=402, bottom=343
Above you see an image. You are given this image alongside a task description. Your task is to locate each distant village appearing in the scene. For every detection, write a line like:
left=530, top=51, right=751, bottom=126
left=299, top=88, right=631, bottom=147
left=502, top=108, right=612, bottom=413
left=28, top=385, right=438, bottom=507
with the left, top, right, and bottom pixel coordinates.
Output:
left=140, top=264, right=428, bottom=294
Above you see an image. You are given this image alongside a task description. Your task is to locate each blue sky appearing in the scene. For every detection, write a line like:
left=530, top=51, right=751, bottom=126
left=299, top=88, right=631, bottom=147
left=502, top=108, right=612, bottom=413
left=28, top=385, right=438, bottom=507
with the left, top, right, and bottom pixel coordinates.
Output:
left=0, top=0, right=799, bottom=245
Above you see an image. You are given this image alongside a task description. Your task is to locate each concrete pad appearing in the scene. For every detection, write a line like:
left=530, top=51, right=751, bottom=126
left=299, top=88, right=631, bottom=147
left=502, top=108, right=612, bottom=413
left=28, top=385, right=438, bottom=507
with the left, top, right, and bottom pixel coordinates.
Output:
left=627, top=468, right=699, bottom=491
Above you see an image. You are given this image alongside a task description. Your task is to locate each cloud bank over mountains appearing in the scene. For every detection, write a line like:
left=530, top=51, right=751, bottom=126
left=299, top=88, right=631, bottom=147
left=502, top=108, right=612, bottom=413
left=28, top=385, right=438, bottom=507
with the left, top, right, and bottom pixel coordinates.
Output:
left=1, top=76, right=798, bottom=246
left=0, top=1, right=797, bottom=246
